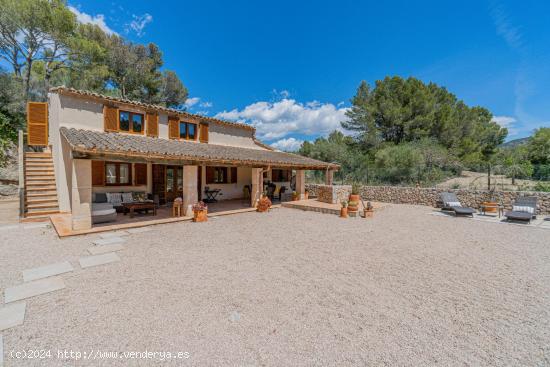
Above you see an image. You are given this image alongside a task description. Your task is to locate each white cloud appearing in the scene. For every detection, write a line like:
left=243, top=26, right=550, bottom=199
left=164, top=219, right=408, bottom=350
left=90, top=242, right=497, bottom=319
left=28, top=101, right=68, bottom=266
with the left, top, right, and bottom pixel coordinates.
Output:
left=68, top=6, right=117, bottom=35
left=215, top=98, right=349, bottom=141
left=492, top=115, right=519, bottom=136
left=270, top=138, right=304, bottom=152
left=184, top=97, right=200, bottom=107
left=127, top=13, right=153, bottom=37
left=199, top=101, right=213, bottom=108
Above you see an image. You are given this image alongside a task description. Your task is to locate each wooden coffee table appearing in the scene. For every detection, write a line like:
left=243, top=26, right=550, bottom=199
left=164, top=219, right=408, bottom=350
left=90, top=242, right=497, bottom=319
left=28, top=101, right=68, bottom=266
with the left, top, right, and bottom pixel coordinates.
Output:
left=122, top=202, right=156, bottom=218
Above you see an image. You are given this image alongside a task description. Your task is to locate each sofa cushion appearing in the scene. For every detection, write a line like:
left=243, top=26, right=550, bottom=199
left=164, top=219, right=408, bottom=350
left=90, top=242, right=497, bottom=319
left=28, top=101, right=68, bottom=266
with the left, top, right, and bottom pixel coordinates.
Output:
left=132, top=191, right=146, bottom=202
left=94, top=192, right=107, bottom=203
left=512, top=205, right=535, bottom=214
left=121, top=192, right=133, bottom=203
left=92, top=203, right=116, bottom=216
left=106, top=192, right=122, bottom=206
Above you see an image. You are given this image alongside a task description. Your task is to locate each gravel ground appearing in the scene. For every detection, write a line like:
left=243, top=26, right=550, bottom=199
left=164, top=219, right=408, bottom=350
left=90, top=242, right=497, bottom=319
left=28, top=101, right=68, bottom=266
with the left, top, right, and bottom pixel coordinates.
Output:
left=1, top=205, right=550, bottom=366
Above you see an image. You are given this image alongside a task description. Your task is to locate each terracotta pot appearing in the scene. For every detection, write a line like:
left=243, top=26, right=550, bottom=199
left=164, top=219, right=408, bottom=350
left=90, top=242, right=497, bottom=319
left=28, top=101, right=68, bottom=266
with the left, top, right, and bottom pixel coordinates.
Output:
left=340, top=207, right=348, bottom=218
left=482, top=201, right=498, bottom=213
left=257, top=195, right=272, bottom=212
left=348, top=194, right=360, bottom=212
left=364, top=208, right=373, bottom=218
left=193, top=209, right=208, bottom=222
left=292, top=194, right=299, bottom=201
left=304, top=192, right=309, bottom=200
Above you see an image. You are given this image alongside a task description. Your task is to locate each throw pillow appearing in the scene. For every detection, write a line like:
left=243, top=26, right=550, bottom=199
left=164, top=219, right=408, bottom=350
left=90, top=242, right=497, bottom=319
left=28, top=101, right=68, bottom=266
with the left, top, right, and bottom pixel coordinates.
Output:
left=512, top=205, right=534, bottom=214
left=121, top=192, right=133, bottom=203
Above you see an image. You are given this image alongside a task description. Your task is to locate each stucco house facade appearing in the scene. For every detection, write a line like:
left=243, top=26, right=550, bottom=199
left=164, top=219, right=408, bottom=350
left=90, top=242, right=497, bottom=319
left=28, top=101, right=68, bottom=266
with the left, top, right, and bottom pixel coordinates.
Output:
left=23, top=87, right=337, bottom=230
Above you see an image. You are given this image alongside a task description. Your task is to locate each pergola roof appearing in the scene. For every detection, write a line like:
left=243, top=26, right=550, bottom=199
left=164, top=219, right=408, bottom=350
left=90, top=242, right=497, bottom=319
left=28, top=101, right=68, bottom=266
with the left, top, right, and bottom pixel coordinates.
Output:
left=60, top=127, right=339, bottom=170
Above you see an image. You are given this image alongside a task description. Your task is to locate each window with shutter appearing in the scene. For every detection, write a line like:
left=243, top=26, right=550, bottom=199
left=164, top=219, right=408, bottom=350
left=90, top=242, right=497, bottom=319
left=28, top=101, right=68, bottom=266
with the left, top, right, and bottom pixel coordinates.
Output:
left=199, top=123, right=209, bottom=143
left=230, top=167, right=237, bottom=183
left=168, top=116, right=179, bottom=139
left=91, top=161, right=105, bottom=186
left=104, top=105, right=118, bottom=132
left=27, top=102, right=48, bottom=146
left=134, top=163, right=147, bottom=185
left=206, top=166, right=215, bottom=184
left=146, top=113, right=158, bottom=137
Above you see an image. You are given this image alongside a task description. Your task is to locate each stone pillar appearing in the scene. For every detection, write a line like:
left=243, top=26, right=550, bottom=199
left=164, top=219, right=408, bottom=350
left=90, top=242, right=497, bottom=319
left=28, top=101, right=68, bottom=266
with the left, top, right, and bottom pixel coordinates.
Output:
left=325, top=169, right=334, bottom=185
left=71, top=159, right=92, bottom=230
left=182, top=165, right=198, bottom=215
left=296, top=170, right=306, bottom=200
left=251, top=168, right=262, bottom=207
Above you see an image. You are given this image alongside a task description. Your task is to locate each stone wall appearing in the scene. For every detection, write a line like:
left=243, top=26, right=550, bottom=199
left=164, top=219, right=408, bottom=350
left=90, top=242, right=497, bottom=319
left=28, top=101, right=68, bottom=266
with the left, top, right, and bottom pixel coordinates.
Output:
left=306, top=184, right=550, bottom=214
left=308, top=184, right=351, bottom=204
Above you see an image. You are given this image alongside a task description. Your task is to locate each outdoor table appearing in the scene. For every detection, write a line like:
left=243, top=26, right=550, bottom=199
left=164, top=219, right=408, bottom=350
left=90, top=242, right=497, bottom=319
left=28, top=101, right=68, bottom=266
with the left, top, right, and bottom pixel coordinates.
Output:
left=480, top=203, right=504, bottom=218
left=122, top=201, right=156, bottom=218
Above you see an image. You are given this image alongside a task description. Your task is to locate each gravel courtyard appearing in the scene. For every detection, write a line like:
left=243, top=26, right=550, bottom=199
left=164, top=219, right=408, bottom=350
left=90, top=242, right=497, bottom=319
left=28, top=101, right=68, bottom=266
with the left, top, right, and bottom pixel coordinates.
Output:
left=1, top=205, right=549, bottom=366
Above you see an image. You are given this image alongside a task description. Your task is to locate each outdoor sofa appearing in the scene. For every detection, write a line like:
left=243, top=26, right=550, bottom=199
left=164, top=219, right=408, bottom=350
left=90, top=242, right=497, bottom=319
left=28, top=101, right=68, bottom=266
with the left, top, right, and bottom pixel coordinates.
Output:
left=504, top=196, right=538, bottom=223
left=440, top=192, right=476, bottom=217
left=91, top=191, right=150, bottom=224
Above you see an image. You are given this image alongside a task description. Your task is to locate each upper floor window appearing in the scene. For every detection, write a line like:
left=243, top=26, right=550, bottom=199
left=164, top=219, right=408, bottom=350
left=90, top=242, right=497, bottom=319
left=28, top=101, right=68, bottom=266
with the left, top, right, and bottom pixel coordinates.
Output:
left=179, top=121, right=197, bottom=140
left=119, top=111, right=144, bottom=134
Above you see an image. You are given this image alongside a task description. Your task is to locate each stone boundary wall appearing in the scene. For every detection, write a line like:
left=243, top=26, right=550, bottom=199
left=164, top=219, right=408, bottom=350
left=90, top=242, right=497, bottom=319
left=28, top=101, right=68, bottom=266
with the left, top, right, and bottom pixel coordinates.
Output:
left=309, top=184, right=351, bottom=204
left=306, top=184, right=550, bottom=214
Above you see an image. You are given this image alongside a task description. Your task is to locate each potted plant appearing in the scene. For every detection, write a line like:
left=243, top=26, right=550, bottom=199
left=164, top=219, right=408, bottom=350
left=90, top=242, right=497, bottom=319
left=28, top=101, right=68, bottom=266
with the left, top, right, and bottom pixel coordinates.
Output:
left=292, top=191, right=298, bottom=201
left=257, top=193, right=272, bottom=212
left=304, top=188, right=309, bottom=200
left=192, top=201, right=208, bottom=222
left=348, top=182, right=361, bottom=212
left=340, top=200, right=348, bottom=218
left=364, top=201, right=374, bottom=218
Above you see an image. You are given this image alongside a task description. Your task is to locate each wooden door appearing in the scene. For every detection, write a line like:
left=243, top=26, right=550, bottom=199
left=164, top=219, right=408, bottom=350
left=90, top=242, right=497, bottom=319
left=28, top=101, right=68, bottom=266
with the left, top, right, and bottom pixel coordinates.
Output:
left=165, top=166, right=183, bottom=202
left=152, top=164, right=166, bottom=205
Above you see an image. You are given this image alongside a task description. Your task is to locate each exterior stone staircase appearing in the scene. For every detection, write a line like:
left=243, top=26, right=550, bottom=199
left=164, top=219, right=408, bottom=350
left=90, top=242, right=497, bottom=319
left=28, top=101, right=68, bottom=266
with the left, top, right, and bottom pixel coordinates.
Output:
left=24, top=151, right=59, bottom=217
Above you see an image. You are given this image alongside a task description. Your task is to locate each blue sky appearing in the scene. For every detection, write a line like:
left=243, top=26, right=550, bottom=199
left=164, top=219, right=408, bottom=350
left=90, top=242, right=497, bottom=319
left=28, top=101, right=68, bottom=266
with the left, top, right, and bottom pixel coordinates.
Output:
left=69, top=0, right=550, bottom=150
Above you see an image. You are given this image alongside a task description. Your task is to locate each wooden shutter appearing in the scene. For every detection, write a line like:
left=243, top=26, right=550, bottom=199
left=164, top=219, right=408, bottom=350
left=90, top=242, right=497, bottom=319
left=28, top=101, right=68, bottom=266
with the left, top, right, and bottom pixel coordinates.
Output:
left=27, top=102, right=48, bottom=146
left=91, top=160, right=105, bottom=186
left=104, top=105, right=118, bottom=132
left=199, top=123, right=209, bottom=143
left=146, top=113, right=159, bottom=137
left=230, top=167, right=237, bottom=183
left=206, top=166, right=215, bottom=184
left=272, top=169, right=280, bottom=182
left=134, top=163, right=147, bottom=185
left=168, top=116, right=179, bottom=139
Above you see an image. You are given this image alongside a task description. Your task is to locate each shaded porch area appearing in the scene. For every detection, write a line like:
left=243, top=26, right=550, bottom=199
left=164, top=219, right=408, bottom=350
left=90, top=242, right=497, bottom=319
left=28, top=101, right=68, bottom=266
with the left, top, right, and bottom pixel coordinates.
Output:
left=52, top=199, right=280, bottom=237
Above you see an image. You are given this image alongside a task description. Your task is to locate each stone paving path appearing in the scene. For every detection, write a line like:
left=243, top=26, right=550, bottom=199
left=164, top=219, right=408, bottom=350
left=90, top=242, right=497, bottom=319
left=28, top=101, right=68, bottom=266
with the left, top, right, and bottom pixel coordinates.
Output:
left=0, top=303, right=26, bottom=331
left=92, top=236, right=126, bottom=246
left=22, top=261, right=74, bottom=282
left=1, top=228, right=129, bottom=364
left=99, top=231, right=129, bottom=239
left=79, top=253, right=120, bottom=269
left=127, top=227, right=151, bottom=234
left=4, top=277, right=66, bottom=303
left=88, top=243, right=125, bottom=255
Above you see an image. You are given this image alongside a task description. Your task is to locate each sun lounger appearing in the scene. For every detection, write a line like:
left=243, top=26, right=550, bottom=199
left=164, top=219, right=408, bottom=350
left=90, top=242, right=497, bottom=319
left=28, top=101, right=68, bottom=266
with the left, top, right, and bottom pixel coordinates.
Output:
left=505, top=197, right=537, bottom=223
left=440, top=192, right=475, bottom=217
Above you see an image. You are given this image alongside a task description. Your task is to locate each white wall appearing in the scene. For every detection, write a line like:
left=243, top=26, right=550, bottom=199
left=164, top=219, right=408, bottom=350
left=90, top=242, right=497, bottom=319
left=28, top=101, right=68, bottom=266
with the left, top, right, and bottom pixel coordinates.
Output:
left=209, top=123, right=265, bottom=150
left=200, top=166, right=252, bottom=200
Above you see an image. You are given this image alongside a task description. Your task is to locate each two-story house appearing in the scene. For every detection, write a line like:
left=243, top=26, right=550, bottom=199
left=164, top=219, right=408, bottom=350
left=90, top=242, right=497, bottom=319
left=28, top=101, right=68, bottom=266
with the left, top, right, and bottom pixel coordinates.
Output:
left=23, top=87, right=337, bottom=231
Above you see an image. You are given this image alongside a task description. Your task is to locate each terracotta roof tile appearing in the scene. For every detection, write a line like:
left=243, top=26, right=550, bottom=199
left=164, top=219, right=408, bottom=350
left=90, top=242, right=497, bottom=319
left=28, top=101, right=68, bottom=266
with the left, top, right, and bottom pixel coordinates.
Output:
left=60, top=128, right=339, bottom=170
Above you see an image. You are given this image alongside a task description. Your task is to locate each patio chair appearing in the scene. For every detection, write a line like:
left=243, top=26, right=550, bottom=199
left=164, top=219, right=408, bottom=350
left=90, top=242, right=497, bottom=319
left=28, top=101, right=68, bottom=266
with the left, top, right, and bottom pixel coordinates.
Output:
left=504, top=196, right=537, bottom=223
left=440, top=192, right=476, bottom=217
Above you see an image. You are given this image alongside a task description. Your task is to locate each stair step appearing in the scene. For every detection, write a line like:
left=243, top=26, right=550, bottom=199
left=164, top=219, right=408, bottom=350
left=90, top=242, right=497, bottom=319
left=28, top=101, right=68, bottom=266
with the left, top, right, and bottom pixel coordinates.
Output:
left=25, top=152, right=52, bottom=157
left=25, top=210, right=59, bottom=217
left=26, top=184, right=57, bottom=189
left=26, top=198, right=58, bottom=205
left=26, top=176, right=55, bottom=181
left=25, top=168, right=55, bottom=172
left=26, top=203, right=59, bottom=209
left=26, top=187, right=57, bottom=192
left=26, top=192, right=58, bottom=198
